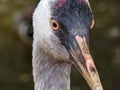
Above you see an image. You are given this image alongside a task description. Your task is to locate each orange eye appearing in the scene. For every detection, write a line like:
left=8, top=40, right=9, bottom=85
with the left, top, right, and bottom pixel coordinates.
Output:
left=50, top=19, right=60, bottom=31
left=90, top=19, right=95, bottom=29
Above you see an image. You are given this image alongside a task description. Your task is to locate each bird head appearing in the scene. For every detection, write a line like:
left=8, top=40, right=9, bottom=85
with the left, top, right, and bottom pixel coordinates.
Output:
left=33, top=0, right=103, bottom=90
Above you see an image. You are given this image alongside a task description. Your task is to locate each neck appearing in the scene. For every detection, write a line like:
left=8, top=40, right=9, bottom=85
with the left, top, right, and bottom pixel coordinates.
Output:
left=32, top=45, right=71, bottom=90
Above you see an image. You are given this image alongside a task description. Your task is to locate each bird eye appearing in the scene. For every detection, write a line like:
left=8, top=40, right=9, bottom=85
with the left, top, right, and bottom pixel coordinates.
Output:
left=90, top=19, right=95, bottom=29
left=50, top=18, right=60, bottom=31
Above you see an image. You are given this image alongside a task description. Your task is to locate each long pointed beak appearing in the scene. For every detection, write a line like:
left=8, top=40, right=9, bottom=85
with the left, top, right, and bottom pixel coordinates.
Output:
left=69, top=35, right=103, bottom=90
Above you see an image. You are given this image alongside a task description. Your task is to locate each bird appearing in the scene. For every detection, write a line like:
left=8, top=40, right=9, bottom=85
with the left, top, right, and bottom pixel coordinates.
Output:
left=32, top=0, right=103, bottom=90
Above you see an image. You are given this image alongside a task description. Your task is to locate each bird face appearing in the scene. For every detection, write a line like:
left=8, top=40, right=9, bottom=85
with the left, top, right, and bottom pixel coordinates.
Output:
left=50, top=0, right=103, bottom=90
left=33, top=0, right=103, bottom=89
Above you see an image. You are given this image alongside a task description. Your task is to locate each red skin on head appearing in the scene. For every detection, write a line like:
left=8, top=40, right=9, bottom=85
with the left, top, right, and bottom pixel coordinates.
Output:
left=54, top=0, right=87, bottom=10
left=55, top=0, right=66, bottom=10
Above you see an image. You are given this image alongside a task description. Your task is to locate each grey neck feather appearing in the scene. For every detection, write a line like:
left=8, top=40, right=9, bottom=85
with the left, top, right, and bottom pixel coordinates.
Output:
left=32, top=44, right=71, bottom=90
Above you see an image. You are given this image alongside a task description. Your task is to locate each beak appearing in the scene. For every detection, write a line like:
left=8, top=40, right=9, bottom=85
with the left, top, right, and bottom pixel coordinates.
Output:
left=68, top=35, right=103, bottom=90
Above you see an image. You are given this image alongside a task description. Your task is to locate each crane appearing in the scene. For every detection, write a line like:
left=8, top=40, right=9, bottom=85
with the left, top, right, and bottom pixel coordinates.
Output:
left=32, top=0, right=103, bottom=90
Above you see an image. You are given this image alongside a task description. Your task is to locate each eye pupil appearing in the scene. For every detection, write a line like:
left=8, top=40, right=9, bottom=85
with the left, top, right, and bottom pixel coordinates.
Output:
left=53, top=22, right=57, bottom=28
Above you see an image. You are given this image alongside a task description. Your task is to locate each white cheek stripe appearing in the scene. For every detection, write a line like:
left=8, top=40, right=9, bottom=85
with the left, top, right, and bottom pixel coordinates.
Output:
left=85, top=0, right=92, bottom=11
left=33, top=0, right=53, bottom=39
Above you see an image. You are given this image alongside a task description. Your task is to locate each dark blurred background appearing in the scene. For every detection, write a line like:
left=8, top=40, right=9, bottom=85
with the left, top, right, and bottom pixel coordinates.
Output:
left=0, top=0, right=120, bottom=90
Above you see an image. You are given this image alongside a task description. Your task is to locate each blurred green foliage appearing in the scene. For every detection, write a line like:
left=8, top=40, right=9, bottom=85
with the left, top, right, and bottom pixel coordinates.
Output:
left=0, top=0, right=120, bottom=90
